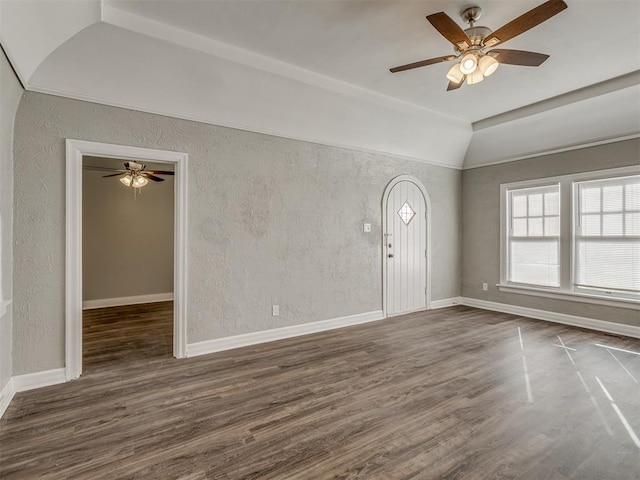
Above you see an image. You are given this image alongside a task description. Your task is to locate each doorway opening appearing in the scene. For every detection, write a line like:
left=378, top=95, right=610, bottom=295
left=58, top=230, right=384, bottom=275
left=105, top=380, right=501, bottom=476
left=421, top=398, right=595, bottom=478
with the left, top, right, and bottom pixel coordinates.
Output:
left=382, top=175, right=432, bottom=317
left=81, top=156, right=175, bottom=372
left=65, top=140, right=188, bottom=380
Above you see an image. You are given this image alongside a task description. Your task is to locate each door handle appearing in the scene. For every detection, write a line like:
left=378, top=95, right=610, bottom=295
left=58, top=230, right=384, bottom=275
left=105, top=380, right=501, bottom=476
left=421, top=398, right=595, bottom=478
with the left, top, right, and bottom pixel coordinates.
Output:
left=388, top=254, right=394, bottom=258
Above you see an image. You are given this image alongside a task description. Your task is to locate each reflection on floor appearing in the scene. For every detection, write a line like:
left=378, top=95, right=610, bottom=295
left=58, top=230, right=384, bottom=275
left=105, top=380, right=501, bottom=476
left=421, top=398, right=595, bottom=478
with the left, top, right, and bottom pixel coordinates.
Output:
left=1, top=305, right=639, bottom=479
left=83, top=301, right=173, bottom=372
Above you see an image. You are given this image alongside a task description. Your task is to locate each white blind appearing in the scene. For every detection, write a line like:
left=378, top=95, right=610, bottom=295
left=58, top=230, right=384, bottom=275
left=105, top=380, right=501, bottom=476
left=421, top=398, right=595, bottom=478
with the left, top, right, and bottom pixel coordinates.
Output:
left=575, top=175, right=640, bottom=295
left=508, top=184, right=560, bottom=286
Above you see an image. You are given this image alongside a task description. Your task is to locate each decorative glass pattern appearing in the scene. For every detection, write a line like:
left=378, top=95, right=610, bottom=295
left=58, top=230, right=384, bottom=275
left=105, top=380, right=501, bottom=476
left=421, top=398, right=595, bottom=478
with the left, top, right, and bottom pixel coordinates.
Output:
left=398, top=201, right=416, bottom=226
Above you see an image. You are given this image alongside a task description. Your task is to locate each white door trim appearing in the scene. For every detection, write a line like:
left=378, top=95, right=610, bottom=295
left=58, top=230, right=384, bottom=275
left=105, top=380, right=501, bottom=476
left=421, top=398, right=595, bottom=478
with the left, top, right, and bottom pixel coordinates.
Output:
left=65, top=139, right=188, bottom=380
left=381, top=175, right=432, bottom=317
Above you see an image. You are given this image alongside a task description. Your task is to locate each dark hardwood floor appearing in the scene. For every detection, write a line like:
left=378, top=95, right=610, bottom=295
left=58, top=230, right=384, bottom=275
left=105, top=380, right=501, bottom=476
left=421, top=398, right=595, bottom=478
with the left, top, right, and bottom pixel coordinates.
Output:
left=1, top=305, right=639, bottom=479
left=82, top=301, right=173, bottom=372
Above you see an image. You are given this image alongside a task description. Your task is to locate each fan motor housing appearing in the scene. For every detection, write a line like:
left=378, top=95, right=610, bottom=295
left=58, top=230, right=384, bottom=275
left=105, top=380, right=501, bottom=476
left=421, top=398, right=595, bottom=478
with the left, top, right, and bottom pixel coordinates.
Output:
left=457, top=6, right=492, bottom=51
left=465, top=26, right=491, bottom=43
left=453, top=25, right=492, bottom=53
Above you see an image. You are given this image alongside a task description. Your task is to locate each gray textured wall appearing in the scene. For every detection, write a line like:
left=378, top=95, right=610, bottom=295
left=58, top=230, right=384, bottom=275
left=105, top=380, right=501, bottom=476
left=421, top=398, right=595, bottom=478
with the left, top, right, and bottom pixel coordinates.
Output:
left=1, top=50, right=23, bottom=391
left=13, top=91, right=461, bottom=375
left=83, top=158, right=174, bottom=301
left=462, top=138, right=640, bottom=327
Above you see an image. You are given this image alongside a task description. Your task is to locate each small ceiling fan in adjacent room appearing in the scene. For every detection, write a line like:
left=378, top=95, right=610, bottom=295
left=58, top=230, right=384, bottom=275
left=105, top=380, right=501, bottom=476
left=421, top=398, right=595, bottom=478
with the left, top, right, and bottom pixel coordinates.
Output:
left=389, top=0, right=568, bottom=90
left=99, top=161, right=174, bottom=189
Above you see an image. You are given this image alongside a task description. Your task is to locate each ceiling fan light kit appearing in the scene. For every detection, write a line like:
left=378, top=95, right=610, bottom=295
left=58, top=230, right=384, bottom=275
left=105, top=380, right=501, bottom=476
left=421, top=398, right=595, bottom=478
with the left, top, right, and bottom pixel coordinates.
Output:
left=120, top=174, right=149, bottom=188
left=389, top=0, right=568, bottom=90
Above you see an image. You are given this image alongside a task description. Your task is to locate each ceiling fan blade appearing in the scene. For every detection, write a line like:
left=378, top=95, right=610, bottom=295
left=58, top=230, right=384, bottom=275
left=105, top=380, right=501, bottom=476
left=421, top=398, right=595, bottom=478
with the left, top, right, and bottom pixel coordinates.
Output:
left=426, top=12, right=472, bottom=50
left=483, top=0, right=567, bottom=48
left=102, top=173, right=127, bottom=178
left=84, top=166, right=128, bottom=172
left=390, top=55, right=456, bottom=73
left=146, top=170, right=175, bottom=175
left=447, top=76, right=465, bottom=91
left=143, top=173, right=165, bottom=182
left=490, top=49, right=549, bottom=66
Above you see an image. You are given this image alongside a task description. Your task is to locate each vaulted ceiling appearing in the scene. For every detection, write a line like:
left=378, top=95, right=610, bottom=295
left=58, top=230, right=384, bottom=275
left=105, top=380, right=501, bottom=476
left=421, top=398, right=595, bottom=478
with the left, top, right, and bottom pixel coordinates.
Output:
left=2, top=0, right=639, bottom=169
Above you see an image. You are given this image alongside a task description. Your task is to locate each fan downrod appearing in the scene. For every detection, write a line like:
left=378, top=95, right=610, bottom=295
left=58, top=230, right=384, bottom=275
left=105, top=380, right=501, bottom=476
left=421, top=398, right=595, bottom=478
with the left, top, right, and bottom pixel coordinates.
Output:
left=459, top=6, right=491, bottom=48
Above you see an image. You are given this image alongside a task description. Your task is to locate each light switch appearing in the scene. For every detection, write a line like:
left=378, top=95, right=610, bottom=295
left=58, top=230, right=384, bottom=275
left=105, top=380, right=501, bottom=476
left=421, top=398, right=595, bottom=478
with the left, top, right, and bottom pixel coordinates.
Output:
left=272, top=305, right=279, bottom=316
left=363, top=223, right=372, bottom=233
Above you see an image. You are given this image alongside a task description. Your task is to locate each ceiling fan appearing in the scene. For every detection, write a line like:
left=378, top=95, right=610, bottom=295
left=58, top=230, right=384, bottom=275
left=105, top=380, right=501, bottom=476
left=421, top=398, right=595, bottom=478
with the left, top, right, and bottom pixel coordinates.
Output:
left=389, top=0, right=568, bottom=90
left=100, top=161, right=174, bottom=188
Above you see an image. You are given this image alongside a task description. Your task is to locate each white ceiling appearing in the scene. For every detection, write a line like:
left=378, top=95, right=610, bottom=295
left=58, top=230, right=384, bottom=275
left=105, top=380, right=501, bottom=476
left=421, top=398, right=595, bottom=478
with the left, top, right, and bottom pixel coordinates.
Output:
left=108, top=0, right=640, bottom=122
left=1, top=0, right=638, bottom=169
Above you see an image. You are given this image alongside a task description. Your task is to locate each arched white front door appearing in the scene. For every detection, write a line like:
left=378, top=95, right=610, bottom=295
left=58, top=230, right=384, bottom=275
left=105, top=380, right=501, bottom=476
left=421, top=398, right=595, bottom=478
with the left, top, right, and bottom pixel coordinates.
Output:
left=384, top=178, right=429, bottom=316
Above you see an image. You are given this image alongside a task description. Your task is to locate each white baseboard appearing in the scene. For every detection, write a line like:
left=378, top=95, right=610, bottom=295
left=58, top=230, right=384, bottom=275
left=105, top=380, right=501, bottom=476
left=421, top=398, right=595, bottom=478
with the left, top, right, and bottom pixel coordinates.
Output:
left=460, top=297, right=640, bottom=339
left=13, top=368, right=67, bottom=392
left=82, top=292, right=173, bottom=310
left=187, top=310, right=385, bottom=358
left=0, top=378, right=16, bottom=419
left=430, top=297, right=462, bottom=309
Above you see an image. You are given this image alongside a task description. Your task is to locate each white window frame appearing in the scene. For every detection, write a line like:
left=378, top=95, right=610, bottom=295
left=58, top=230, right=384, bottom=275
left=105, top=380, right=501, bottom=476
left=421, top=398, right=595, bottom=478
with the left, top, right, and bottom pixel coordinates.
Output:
left=499, top=165, right=640, bottom=310
left=573, top=175, right=640, bottom=301
left=505, top=183, right=561, bottom=288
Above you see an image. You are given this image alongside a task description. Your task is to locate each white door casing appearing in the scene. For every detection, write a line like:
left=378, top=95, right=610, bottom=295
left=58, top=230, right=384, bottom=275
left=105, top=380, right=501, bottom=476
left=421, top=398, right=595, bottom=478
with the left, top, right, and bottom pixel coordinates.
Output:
left=65, top=140, right=188, bottom=380
left=382, top=176, right=431, bottom=316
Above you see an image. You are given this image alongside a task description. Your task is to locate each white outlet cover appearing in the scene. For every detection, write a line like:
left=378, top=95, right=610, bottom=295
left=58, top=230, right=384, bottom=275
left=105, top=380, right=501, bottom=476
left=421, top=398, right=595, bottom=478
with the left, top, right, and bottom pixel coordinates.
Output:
left=364, top=223, right=372, bottom=232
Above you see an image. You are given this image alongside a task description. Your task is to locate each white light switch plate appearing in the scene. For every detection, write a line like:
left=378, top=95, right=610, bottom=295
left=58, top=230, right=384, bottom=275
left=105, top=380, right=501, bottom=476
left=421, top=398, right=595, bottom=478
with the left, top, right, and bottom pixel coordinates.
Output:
left=363, top=223, right=371, bottom=232
left=272, top=305, right=279, bottom=316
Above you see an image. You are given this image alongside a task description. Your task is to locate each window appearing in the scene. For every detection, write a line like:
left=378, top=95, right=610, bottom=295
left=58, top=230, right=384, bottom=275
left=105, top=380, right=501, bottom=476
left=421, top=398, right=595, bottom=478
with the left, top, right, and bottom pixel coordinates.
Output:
left=500, top=167, right=640, bottom=307
left=575, top=176, right=640, bottom=298
left=507, top=185, right=560, bottom=286
left=398, top=201, right=416, bottom=226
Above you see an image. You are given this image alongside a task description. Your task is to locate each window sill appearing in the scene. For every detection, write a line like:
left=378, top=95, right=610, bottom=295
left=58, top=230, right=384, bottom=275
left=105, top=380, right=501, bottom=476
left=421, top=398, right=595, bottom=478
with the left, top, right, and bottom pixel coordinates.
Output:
left=496, top=284, right=640, bottom=310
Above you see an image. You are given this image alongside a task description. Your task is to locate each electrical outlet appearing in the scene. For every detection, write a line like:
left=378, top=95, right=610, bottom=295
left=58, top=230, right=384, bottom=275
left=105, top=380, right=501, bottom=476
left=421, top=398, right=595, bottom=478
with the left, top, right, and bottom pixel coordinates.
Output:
left=363, top=223, right=371, bottom=233
left=272, top=305, right=279, bottom=316
left=482, top=283, right=488, bottom=291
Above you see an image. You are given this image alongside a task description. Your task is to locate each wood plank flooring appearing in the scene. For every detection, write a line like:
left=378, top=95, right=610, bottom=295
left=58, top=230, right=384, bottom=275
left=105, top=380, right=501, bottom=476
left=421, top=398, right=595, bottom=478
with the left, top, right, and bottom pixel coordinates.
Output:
left=1, top=306, right=639, bottom=479
left=83, top=302, right=173, bottom=372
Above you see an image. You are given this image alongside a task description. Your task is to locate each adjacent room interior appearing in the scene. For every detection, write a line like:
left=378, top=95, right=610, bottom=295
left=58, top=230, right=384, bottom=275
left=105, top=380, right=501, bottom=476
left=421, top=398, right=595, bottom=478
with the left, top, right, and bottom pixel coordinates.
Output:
left=82, top=156, right=175, bottom=372
left=0, top=1, right=638, bottom=478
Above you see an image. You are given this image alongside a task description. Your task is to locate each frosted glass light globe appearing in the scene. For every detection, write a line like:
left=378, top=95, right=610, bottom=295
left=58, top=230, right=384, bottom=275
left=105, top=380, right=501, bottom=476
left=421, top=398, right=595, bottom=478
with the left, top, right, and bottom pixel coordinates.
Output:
left=446, top=63, right=464, bottom=84
left=459, top=53, right=478, bottom=74
left=466, top=69, right=484, bottom=85
left=479, top=55, right=499, bottom=77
